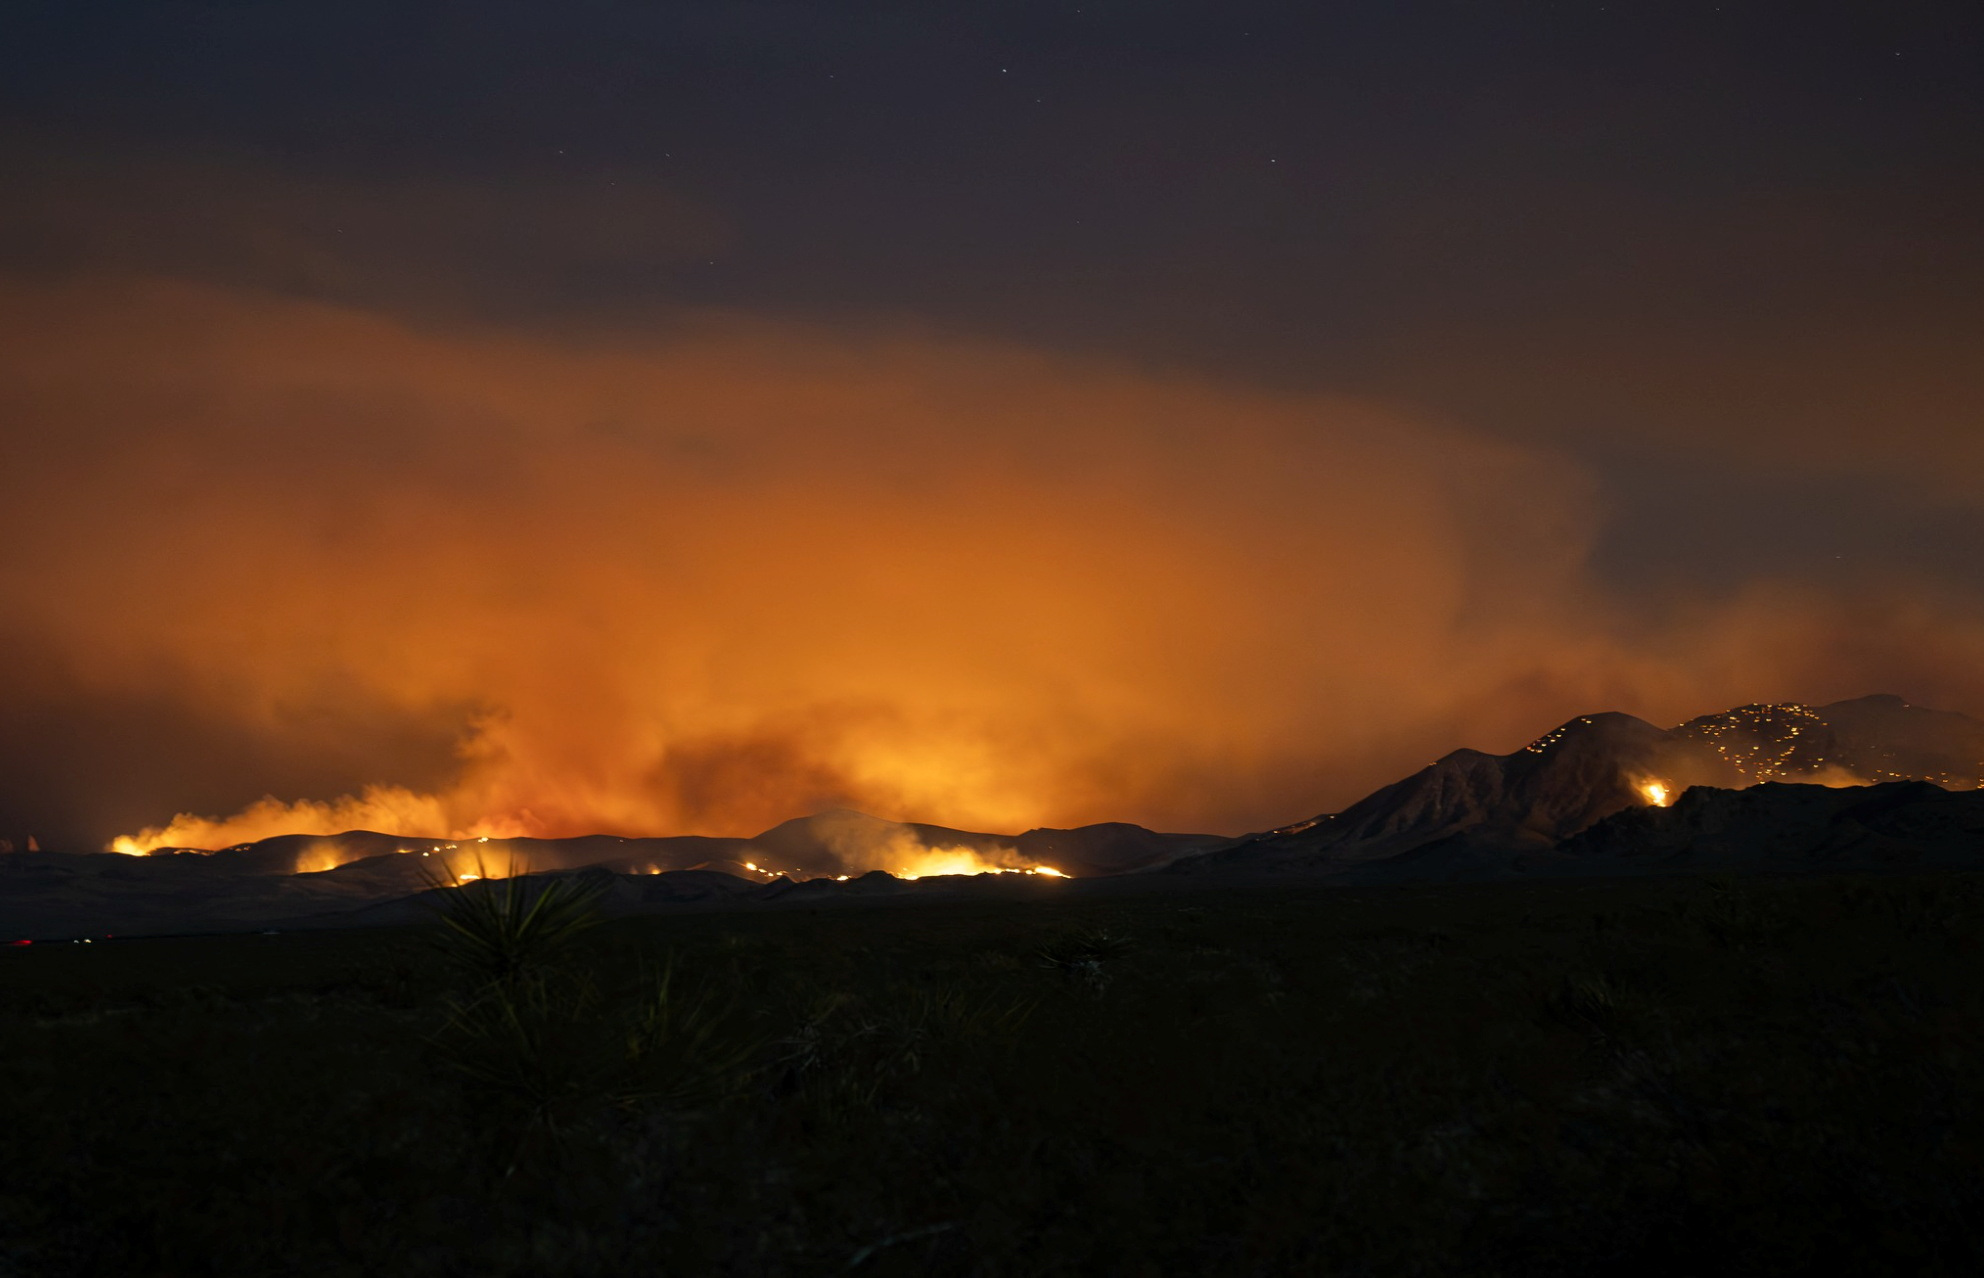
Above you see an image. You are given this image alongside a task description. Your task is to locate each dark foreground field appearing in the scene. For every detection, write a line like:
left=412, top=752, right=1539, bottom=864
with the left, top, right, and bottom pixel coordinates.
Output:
left=2, top=871, right=1981, bottom=1276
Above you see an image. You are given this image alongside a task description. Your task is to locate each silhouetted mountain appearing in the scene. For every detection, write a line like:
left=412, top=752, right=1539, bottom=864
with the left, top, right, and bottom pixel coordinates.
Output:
left=1, top=807, right=1211, bottom=936
left=735, top=809, right=1221, bottom=878
left=1015, top=822, right=1225, bottom=875
left=1179, top=695, right=1984, bottom=875
left=1552, top=779, right=1984, bottom=874
left=742, top=809, right=1011, bottom=878
left=145, top=807, right=1212, bottom=884
left=177, top=830, right=751, bottom=877
left=1181, top=712, right=1739, bottom=872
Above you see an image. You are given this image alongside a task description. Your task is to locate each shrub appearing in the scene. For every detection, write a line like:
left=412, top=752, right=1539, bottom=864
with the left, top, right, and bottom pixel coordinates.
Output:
left=425, top=864, right=606, bottom=992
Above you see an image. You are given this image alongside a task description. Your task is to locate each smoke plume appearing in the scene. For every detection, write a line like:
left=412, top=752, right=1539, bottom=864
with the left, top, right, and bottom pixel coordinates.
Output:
left=4, top=275, right=1984, bottom=851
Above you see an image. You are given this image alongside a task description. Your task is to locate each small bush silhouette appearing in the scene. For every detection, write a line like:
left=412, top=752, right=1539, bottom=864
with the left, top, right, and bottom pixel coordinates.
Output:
left=1036, top=926, right=1134, bottom=994
left=1548, top=972, right=1624, bottom=1033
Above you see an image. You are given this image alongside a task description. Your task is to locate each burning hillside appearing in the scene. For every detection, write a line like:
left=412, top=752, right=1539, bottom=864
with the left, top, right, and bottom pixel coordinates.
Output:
left=1182, top=694, right=1984, bottom=874
left=1672, top=695, right=1984, bottom=789
left=105, top=809, right=1221, bottom=884
left=5, top=693, right=1984, bottom=939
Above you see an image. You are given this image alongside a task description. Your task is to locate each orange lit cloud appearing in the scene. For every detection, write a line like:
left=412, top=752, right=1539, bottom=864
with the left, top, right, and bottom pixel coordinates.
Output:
left=4, top=275, right=1984, bottom=851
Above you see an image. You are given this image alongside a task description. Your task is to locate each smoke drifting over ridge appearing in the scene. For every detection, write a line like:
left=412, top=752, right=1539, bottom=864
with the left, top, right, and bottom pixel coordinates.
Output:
left=4, top=276, right=1984, bottom=852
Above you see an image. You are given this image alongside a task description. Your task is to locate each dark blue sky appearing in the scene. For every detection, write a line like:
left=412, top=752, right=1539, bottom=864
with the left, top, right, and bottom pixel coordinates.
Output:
left=9, top=1, right=1980, bottom=590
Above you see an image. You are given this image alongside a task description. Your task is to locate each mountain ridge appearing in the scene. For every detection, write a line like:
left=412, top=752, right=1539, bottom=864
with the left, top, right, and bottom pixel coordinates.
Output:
left=6, top=692, right=1983, bottom=937
left=1172, top=694, right=1984, bottom=875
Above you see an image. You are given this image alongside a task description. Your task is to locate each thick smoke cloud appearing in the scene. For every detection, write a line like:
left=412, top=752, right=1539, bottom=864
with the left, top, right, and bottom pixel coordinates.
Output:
left=4, top=276, right=1983, bottom=851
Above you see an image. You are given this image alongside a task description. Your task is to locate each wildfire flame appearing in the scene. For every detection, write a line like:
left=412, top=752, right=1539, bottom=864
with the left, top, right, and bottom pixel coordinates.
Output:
left=894, top=846, right=1067, bottom=880
left=1639, top=780, right=1672, bottom=807
left=107, top=823, right=1070, bottom=882
left=108, top=789, right=532, bottom=856
left=876, top=833, right=1068, bottom=880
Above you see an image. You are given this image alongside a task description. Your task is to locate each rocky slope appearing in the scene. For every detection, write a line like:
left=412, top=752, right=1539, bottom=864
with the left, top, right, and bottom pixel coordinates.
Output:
left=1554, top=780, right=1984, bottom=874
left=1175, top=695, right=1984, bottom=876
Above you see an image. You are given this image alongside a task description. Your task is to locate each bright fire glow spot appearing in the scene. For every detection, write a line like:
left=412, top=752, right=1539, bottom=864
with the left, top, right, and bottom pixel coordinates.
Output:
left=458, top=872, right=481, bottom=881
left=895, top=846, right=1070, bottom=880
left=108, top=836, right=146, bottom=856
left=1640, top=781, right=1671, bottom=807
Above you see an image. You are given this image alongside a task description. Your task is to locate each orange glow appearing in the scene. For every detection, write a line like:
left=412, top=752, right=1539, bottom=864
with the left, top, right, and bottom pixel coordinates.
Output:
left=0, top=278, right=1980, bottom=858
left=114, top=791, right=523, bottom=855
left=892, top=846, right=1064, bottom=880
left=1639, top=781, right=1671, bottom=807
left=293, top=839, right=351, bottom=874
left=894, top=846, right=1019, bottom=880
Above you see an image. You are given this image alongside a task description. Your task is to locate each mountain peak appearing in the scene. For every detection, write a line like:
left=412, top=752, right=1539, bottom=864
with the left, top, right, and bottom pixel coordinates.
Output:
left=1824, top=692, right=1909, bottom=709
left=752, top=808, right=888, bottom=839
left=1521, top=712, right=1669, bottom=757
left=1181, top=695, right=1984, bottom=875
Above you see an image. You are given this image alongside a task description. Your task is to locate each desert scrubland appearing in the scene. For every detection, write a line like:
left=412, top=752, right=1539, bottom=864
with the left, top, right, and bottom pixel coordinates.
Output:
left=1, top=869, right=1980, bottom=1276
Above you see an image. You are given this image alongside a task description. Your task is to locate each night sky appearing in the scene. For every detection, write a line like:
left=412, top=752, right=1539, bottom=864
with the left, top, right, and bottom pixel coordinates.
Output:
left=3, top=1, right=1982, bottom=850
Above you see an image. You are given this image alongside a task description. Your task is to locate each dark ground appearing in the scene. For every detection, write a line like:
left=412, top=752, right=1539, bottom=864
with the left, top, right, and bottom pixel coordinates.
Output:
left=1, top=870, right=1980, bottom=1276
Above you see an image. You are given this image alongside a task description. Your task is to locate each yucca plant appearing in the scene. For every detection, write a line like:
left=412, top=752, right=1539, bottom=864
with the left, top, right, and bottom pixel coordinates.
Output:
left=420, top=858, right=752, bottom=1119
left=1036, top=925, right=1134, bottom=994
left=428, top=954, right=759, bottom=1172
left=423, top=860, right=606, bottom=992
left=1547, top=972, right=1623, bottom=1033
left=431, top=971, right=619, bottom=1134
left=1692, top=876, right=1784, bottom=951
left=1035, top=925, right=1133, bottom=969
left=618, top=958, right=762, bottom=1110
